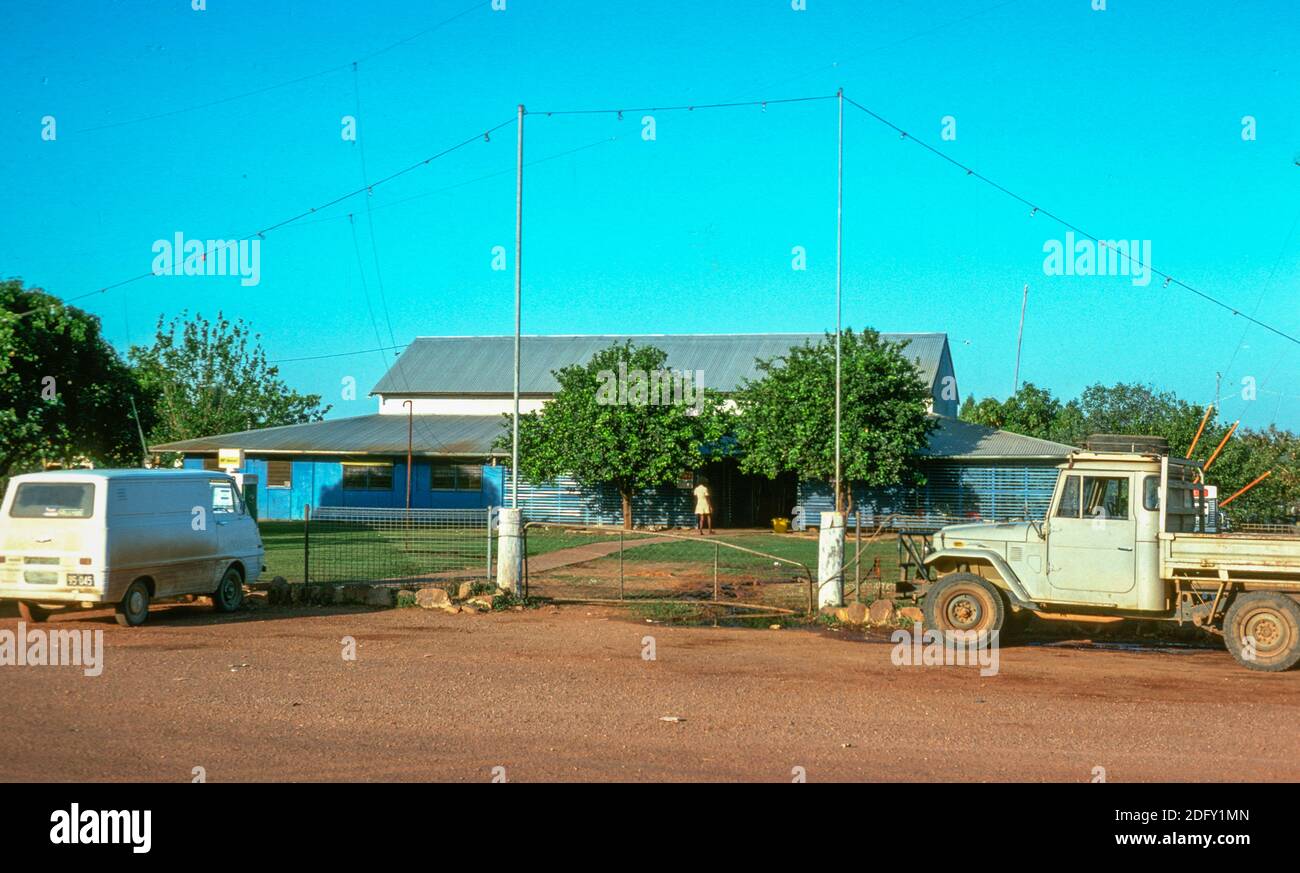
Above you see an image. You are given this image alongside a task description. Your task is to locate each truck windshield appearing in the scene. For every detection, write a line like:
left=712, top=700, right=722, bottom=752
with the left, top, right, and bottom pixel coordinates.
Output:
left=10, top=483, right=95, bottom=519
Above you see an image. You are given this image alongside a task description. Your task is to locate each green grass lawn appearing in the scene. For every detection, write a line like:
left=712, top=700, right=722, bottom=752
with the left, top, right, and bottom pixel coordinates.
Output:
left=260, top=520, right=625, bottom=583
left=258, top=520, right=903, bottom=590
left=613, top=531, right=899, bottom=578
left=259, top=521, right=491, bottom=583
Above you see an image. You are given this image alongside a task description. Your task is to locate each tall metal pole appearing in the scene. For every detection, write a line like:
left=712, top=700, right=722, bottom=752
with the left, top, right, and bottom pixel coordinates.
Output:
left=512, top=104, right=524, bottom=509
left=1013, top=283, right=1029, bottom=394
left=403, top=399, right=413, bottom=509
left=128, top=395, right=148, bottom=467
left=834, top=88, right=844, bottom=513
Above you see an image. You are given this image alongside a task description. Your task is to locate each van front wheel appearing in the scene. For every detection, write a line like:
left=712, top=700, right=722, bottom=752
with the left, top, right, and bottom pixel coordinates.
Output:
left=212, top=567, right=244, bottom=613
left=115, top=581, right=151, bottom=627
left=17, top=601, right=51, bottom=623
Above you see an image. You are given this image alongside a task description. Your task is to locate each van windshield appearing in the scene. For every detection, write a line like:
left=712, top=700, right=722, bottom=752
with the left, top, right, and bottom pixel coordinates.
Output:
left=10, top=483, right=95, bottom=519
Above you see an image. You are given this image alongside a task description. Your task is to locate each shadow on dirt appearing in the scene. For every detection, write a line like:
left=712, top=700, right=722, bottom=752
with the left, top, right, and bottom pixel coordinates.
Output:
left=0, top=598, right=387, bottom=628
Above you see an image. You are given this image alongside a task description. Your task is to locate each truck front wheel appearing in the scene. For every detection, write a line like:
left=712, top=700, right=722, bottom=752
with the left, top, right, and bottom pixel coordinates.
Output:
left=1223, top=592, right=1300, bottom=672
left=923, top=573, right=1006, bottom=637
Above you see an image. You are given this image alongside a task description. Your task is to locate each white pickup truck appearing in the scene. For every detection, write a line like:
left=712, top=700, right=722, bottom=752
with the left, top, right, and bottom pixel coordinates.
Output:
left=921, top=446, right=1300, bottom=671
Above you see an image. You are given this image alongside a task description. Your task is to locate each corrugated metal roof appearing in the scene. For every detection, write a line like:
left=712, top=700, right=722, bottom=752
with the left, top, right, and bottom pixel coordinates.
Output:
left=150, top=414, right=507, bottom=457
left=371, top=333, right=951, bottom=396
left=920, top=416, right=1074, bottom=460
left=153, top=412, right=1071, bottom=462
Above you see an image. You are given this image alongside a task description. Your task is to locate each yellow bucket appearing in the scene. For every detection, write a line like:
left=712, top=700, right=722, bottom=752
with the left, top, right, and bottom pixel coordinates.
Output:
left=771, top=517, right=791, bottom=534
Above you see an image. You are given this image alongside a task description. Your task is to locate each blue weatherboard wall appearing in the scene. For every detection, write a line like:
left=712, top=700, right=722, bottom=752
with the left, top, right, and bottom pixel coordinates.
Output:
left=506, top=475, right=696, bottom=527
left=182, top=455, right=505, bottom=520
left=793, top=461, right=1062, bottom=530
left=184, top=454, right=1058, bottom=529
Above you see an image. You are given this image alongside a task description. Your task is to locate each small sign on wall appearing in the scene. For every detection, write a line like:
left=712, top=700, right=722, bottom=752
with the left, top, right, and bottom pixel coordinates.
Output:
left=218, top=448, right=244, bottom=471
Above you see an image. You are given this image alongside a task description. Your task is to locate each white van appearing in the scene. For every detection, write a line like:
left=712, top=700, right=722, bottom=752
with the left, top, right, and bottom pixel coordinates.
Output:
left=0, top=469, right=265, bottom=626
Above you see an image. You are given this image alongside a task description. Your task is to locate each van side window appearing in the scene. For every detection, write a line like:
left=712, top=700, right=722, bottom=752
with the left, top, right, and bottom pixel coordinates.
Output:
left=1143, top=476, right=1160, bottom=511
left=210, top=481, right=239, bottom=514
left=1056, top=476, right=1080, bottom=518
left=1082, top=476, right=1130, bottom=521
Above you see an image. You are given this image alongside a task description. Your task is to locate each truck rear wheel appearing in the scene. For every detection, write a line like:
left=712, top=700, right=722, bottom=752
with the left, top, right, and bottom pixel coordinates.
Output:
left=1223, top=592, right=1300, bottom=672
left=924, top=573, right=1006, bottom=637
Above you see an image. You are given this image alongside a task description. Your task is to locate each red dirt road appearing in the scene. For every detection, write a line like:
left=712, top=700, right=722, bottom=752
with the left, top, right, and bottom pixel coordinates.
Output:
left=1, top=602, right=1296, bottom=782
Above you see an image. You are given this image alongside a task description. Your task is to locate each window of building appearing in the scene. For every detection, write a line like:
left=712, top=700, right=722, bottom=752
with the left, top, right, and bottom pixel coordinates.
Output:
left=431, top=462, right=483, bottom=492
left=342, top=461, right=394, bottom=491
left=266, top=459, right=293, bottom=489
left=201, top=456, right=221, bottom=471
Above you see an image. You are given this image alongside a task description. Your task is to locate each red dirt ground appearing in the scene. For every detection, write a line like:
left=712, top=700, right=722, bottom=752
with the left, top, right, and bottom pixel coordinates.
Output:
left=0, top=601, right=1296, bottom=782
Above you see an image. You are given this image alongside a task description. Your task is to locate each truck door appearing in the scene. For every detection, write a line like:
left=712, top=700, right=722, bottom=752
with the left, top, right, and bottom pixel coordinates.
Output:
left=1047, top=473, right=1137, bottom=596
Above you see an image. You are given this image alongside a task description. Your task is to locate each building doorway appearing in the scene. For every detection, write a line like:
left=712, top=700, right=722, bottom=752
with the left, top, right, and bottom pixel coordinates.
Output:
left=695, top=459, right=797, bottom=528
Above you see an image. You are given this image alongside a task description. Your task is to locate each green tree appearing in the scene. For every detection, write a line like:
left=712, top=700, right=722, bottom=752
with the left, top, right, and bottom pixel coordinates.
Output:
left=959, top=382, right=1068, bottom=442
left=0, top=278, right=150, bottom=479
left=1064, top=382, right=1208, bottom=450
left=129, top=311, right=329, bottom=448
left=498, top=341, right=728, bottom=529
left=961, top=380, right=1299, bottom=523
left=732, top=329, right=936, bottom=511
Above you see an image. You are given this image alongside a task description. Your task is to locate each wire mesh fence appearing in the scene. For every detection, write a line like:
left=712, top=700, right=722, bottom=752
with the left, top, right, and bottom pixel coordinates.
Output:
left=304, top=506, right=495, bottom=586
left=521, top=522, right=816, bottom=615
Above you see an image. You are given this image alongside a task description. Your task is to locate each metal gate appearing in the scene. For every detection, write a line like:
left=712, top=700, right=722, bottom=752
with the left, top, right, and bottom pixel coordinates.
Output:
left=304, top=506, right=494, bottom=586
left=521, top=522, right=816, bottom=616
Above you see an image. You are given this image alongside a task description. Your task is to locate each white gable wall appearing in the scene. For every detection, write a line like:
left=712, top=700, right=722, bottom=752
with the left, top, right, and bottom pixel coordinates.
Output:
left=379, top=396, right=548, bottom=416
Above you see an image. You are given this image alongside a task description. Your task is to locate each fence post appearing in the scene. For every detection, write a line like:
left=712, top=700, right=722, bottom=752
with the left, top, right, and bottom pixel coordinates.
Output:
left=713, top=541, right=719, bottom=601
left=303, top=504, right=311, bottom=585
left=495, top=507, right=523, bottom=596
left=854, top=511, right=862, bottom=603
left=618, top=528, right=625, bottom=601
left=817, top=511, right=845, bottom=609
left=486, top=505, right=494, bottom=583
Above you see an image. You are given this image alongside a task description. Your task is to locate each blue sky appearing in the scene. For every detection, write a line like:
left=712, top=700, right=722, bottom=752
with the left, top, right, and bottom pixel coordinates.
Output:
left=3, top=0, right=1298, bottom=430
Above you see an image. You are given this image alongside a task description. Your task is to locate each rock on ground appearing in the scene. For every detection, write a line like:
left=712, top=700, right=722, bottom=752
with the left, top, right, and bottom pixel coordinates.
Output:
left=365, top=587, right=395, bottom=608
left=868, top=599, right=896, bottom=625
left=416, top=587, right=451, bottom=609
left=267, top=577, right=290, bottom=605
left=899, top=606, right=924, bottom=623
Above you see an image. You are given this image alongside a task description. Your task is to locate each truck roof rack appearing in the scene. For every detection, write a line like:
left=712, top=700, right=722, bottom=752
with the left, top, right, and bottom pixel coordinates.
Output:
left=1083, top=434, right=1171, bottom=455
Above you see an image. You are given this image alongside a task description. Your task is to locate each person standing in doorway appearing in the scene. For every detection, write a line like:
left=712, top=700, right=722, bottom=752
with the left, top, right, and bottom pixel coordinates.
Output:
left=693, top=477, right=713, bottom=535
